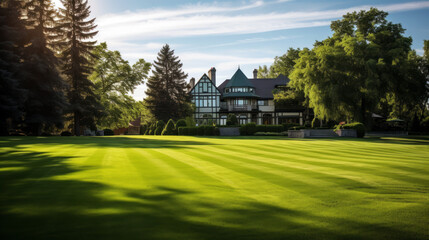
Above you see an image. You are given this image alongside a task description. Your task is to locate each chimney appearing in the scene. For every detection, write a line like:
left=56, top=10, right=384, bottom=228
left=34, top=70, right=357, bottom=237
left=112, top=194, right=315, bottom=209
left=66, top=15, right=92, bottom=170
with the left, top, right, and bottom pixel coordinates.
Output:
left=189, top=77, right=195, bottom=88
left=208, top=67, right=216, bottom=86
left=253, top=69, right=258, bottom=79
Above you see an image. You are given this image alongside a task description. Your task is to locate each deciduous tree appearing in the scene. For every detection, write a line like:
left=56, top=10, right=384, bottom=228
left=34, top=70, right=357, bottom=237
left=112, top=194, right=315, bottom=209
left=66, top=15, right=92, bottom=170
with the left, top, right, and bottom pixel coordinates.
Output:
left=290, top=8, right=426, bottom=125
left=89, top=42, right=151, bottom=129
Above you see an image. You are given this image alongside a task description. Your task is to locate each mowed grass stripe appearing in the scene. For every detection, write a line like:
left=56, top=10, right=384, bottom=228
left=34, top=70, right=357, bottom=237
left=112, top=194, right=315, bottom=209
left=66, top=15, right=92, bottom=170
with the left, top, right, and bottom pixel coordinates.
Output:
left=255, top=143, right=429, bottom=184
left=221, top=144, right=429, bottom=186
left=157, top=148, right=305, bottom=206
left=181, top=146, right=358, bottom=205
left=256, top=142, right=429, bottom=185
left=252, top=142, right=427, bottom=168
left=216, top=144, right=401, bottom=188
left=197, top=145, right=395, bottom=201
left=147, top=148, right=235, bottom=189
left=196, top=145, right=378, bottom=192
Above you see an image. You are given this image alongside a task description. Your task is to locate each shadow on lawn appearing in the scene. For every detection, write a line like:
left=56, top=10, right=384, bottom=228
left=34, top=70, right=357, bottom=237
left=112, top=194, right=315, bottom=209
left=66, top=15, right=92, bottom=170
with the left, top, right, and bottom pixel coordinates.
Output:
left=0, top=136, right=217, bottom=149
left=0, top=150, right=425, bottom=240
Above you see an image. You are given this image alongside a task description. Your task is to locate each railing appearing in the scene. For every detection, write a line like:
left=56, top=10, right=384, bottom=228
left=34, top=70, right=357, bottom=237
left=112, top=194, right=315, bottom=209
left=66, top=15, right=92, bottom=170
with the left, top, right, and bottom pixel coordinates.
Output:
left=220, top=103, right=257, bottom=111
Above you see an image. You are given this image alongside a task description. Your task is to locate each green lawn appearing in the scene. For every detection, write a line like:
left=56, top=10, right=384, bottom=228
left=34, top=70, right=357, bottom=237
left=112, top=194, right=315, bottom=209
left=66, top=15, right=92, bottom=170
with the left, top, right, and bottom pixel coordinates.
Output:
left=0, top=136, right=428, bottom=240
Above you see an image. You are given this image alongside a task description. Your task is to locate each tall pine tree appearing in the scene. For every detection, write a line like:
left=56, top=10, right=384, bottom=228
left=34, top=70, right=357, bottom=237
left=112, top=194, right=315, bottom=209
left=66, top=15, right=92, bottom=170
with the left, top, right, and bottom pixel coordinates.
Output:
left=58, top=0, right=102, bottom=135
left=22, top=0, right=68, bottom=135
left=0, top=0, right=28, bottom=135
left=145, top=44, right=192, bottom=122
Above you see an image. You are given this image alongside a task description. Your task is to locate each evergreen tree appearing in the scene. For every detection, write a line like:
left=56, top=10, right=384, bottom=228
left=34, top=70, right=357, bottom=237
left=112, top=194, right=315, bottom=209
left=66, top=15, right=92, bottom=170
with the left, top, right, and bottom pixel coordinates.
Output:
left=22, top=0, right=68, bottom=135
left=58, top=0, right=101, bottom=135
left=0, top=0, right=28, bottom=135
left=145, top=44, right=192, bottom=122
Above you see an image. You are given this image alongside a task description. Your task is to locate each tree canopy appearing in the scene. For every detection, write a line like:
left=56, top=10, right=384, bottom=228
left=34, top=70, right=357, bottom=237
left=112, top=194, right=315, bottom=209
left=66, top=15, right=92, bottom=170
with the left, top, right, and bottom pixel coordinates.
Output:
left=89, top=42, right=151, bottom=129
left=289, top=8, right=428, bottom=124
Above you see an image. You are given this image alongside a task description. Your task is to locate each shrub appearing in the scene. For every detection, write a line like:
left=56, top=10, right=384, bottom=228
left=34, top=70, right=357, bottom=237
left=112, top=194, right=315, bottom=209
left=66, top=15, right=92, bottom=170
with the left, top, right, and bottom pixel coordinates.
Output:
left=150, top=121, right=164, bottom=135
left=178, top=126, right=212, bottom=136
left=240, top=122, right=257, bottom=135
left=156, top=120, right=165, bottom=129
left=204, top=126, right=215, bottom=136
left=290, top=126, right=306, bottom=130
left=255, top=125, right=284, bottom=133
left=266, top=125, right=283, bottom=132
left=197, top=126, right=205, bottom=136
left=226, top=114, right=238, bottom=126
left=282, top=123, right=300, bottom=131
left=140, top=124, right=148, bottom=135
left=103, top=129, right=114, bottom=136
left=335, top=122, right=365, bottom=138
left=41, top=132, right=52, bottom=136
left=420, top=116, right=429, bottom=131
left=162, top=119, right=176, bottom=135
left=254, top=132, right=285, bottom=136
left=255, top=125, right=266, bottom=132
left=148, top=123, right=156, bottom=135
left=60, top=131, right=72, bottom=136
left=176, top=119, right=187, bottom=128
left=214, top=127, right=220, bottom=136
left=189, top=127, right=197, bottom=136
left=178, top=127, right=187, bottom=135
left=185, top=117, right=196, bottom=127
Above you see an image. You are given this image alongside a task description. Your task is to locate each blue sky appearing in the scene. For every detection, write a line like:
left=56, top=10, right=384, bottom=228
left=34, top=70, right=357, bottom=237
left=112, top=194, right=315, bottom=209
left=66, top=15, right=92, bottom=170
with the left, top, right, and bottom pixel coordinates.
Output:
left=54, top=0, right=429, bottom=100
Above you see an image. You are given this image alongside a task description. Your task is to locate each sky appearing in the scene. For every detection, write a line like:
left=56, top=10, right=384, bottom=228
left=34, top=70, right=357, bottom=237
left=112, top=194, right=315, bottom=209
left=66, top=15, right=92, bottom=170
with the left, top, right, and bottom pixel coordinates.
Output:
left=53, top=0, right=429, bottom=100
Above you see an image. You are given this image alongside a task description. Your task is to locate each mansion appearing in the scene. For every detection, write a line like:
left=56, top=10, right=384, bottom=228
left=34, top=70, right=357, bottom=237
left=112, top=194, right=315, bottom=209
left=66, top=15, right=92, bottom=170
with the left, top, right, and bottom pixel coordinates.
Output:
left=188, top=67, right=308, bottom=126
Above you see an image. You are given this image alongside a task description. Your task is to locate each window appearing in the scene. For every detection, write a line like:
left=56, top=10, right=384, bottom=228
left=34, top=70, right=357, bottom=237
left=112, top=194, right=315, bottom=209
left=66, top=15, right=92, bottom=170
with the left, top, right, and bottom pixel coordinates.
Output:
left=234, top=98, right=248, bottom=106
left=220, top=116, right=227, bottom=125
left=203, top=83, right=208, bottom=92
left=239, top=115, right=247, bottom=125
left=258, top=100, right=268, bottom=106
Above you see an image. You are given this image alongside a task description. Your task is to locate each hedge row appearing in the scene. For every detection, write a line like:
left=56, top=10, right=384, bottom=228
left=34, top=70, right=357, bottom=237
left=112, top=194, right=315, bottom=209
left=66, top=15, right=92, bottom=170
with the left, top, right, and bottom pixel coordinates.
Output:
left=335, top=122, right=365, bottom=138
left=239, top=123, right=301, bottom=135
left=178, top=126, right=220, bottom=136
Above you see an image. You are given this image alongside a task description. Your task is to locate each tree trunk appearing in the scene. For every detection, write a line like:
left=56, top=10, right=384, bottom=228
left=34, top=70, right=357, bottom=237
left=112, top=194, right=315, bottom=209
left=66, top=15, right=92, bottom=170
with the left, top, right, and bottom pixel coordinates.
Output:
left=74, top=111, right=80, bottom=136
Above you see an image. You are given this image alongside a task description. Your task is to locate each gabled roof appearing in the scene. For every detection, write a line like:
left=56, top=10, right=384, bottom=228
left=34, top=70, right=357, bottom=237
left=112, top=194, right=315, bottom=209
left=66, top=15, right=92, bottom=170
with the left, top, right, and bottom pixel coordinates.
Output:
left=225, top=69, right=255, bottom=88
left=218, top=74, right=289, bottom=99
left=189, top=73, right=221, bottom=94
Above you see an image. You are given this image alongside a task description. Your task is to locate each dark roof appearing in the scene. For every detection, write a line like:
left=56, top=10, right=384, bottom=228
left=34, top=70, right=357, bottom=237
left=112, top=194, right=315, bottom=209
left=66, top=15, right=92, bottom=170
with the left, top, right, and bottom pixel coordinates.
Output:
left=225, top=69, right=255, bottom=88
left=218, top=74, right=289, bottom=99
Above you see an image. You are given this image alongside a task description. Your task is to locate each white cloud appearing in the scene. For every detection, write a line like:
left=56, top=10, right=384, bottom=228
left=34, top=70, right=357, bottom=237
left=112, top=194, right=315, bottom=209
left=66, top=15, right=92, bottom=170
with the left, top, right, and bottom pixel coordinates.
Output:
left=96, top=1, right=429, bottom=41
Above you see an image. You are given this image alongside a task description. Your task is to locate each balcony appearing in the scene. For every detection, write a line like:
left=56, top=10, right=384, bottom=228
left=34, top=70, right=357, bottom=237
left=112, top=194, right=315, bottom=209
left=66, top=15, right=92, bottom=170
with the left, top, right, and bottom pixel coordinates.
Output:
left=220, top=102, right=258, bottom=111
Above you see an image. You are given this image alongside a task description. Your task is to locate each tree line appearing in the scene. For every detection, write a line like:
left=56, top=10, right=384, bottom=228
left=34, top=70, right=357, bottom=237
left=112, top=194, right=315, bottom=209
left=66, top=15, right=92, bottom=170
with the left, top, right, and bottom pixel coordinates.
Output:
left=0, top=0, right=192, bottom=136
left=260, top=8, right=429, bottom=130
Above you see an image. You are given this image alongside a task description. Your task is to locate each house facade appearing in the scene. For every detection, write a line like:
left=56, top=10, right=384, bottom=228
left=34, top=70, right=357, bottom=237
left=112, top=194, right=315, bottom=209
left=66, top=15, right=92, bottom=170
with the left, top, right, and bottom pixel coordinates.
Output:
left=189, top=67, right=307, bottom=126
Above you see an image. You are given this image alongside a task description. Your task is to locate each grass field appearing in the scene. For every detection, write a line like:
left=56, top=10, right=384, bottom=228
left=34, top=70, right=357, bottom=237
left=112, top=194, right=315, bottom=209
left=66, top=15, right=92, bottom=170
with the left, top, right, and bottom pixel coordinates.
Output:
left=0, top=136, right=428, bottom=240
